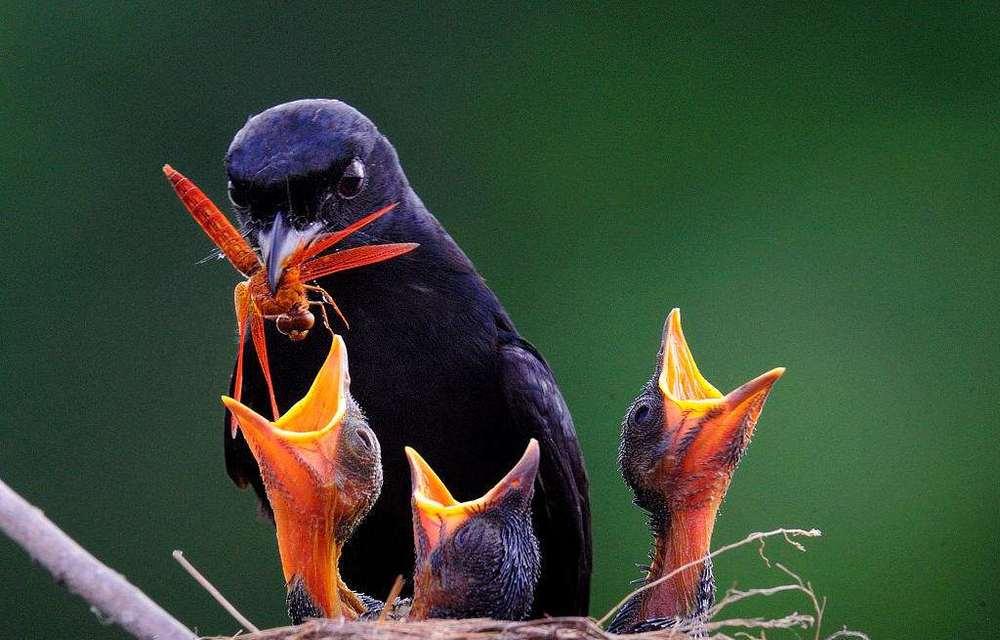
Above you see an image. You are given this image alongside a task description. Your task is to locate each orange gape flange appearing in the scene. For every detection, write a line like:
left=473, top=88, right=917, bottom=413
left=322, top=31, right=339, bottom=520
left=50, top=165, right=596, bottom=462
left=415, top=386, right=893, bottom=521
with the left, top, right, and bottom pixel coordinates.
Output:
left=163, top=165, right=418, bottom=426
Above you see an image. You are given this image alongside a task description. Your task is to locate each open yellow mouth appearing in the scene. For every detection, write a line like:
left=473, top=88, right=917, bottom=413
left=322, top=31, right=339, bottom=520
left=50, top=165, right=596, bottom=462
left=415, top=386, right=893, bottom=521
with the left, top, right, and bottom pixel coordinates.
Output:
left=406, top=440, right=540, bottom=548
left=222, top=335, right=349, bottom=445
left=655, top=308, right=784, bottom=475
left=406, top=447, right=471, bottom=516
left=658, top=308, right=723, bottom=408
left=658, top=308, right=783, bottom=413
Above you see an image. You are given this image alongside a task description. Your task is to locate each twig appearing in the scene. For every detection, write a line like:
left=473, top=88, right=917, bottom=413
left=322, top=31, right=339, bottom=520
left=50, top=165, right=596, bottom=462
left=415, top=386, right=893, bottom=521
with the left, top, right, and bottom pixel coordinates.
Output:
left=706, top=612, right=813, bottom=631
left=597, top=527, right=822, bottom=627
left=709, top=583, right=812, bottom=616
left=173, top=549, right=260, bottom=633
left=377, top=575, right=406, bottom=624
left=771, top=561, right=824, bottom=640
left=200, top=524, right=868, bottom=640
left=703, top=540, right=867, bottom=640
left=823, top=630, right=871, bottom=640
left=0, top=476, right=195, bottom=640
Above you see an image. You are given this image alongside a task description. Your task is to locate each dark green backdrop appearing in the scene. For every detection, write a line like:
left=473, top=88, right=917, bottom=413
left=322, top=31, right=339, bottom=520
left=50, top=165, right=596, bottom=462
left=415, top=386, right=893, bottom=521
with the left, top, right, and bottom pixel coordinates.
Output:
left=3, top=4, right=998, bottom=638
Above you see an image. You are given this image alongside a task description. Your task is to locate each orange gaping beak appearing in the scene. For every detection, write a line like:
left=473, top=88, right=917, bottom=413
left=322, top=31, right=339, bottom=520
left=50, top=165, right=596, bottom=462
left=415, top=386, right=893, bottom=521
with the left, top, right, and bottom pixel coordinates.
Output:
left=657, top=308, right=784, bottom=505
left=221, top=335, right=363, bottom=620
left=406, top=440, right=540, bottom=552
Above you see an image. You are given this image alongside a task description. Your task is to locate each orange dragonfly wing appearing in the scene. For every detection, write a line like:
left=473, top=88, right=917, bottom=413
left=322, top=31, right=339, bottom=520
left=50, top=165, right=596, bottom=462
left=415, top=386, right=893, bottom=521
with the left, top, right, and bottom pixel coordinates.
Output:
left=295, top=202, right=399, bottom=263
left=248, top=300, right=280, bottom=420
left=299, top=243, right=419, bottom=281
left=229, top=282, right=251, bottom=437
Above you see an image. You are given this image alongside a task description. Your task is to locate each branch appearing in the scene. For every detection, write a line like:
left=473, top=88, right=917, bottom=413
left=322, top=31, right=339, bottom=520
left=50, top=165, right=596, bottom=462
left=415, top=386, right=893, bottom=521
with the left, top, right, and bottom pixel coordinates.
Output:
left=0, top=476, right=196, bottom=640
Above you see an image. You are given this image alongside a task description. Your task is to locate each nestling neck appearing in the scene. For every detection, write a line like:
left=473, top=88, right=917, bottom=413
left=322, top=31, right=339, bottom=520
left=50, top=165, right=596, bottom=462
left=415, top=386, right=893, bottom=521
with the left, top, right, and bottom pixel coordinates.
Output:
left=274, top=509, right=364, bottom=620
left=637, top=504, right=719, bottom=623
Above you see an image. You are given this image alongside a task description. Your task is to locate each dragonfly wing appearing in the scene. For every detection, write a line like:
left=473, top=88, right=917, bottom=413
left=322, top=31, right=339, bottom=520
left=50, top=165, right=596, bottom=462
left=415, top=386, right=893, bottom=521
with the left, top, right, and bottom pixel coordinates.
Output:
left=299, top=243, right=419, bottom=281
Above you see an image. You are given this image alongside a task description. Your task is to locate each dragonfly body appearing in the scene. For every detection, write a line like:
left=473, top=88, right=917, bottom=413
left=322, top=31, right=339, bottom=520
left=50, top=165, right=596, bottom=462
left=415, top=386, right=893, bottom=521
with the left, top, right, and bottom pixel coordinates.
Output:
left=163, top=164, right=417, bottom=421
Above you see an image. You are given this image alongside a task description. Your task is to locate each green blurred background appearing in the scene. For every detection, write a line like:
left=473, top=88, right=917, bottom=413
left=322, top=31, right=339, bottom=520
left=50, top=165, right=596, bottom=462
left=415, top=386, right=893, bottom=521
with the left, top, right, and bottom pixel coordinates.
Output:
left=3, top=3, right=998, bottom=637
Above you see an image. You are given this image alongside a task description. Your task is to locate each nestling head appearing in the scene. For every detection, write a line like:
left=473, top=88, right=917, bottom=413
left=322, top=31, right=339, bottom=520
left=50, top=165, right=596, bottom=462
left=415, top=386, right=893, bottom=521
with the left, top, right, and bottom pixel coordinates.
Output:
left=406, top=440, right=541, bottom=621
left=619, top=308, right=783, bottom=519
left=611, top=309, right=784, bottom=631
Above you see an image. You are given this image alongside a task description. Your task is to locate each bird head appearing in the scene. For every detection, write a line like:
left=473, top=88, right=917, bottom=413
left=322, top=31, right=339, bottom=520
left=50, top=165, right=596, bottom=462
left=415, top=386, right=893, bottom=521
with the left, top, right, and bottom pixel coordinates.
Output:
left=221, top=335, right=382, bottom=622
left=405, top=440, right=541, bottom=621
left=620, top=308, right=783, bottom=519
left=615, top=308, right=783, bottom=624
left=225, top=99, right=409, bottom=292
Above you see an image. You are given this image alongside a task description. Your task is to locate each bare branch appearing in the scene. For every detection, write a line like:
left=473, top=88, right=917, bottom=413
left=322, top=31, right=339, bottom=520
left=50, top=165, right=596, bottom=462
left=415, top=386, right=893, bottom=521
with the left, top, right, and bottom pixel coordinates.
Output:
left=706, top=612, right=813, bottom=631
left=0, top=477, right=195, bottom=640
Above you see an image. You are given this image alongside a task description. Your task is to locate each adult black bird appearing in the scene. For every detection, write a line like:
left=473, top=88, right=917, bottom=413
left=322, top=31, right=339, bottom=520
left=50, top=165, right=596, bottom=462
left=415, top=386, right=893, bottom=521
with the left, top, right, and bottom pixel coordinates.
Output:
left=406, top=440, right=541, bottom=621
left=221, top=99, right=591, bottom=616
left=610, top=309, right=783, bottom=634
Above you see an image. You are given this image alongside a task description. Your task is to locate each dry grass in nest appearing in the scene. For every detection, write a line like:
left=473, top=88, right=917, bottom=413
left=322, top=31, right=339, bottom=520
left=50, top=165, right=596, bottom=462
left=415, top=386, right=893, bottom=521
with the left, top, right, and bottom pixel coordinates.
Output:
left=198, top=528, right=869, bottom=640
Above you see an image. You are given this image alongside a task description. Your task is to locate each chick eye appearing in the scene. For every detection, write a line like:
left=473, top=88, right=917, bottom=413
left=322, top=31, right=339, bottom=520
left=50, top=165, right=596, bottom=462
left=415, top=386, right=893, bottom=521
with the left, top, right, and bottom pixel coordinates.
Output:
left=353, top=427, right=375, bottom=452
left=227, top=181, right=249, bottom=208
left=337, top=158, right=365, bottom=199
left=631, top=401, right=653, bottom=427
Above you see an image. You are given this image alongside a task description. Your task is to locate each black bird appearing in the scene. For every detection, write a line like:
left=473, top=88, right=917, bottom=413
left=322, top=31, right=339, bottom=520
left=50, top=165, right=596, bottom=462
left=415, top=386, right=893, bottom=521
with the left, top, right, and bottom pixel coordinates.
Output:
left=405, top=440, right=541, bottom=620
left=610, top=309, right=783, bottom=634
left=222, top=335, right=383, bottom=623
left=222, top=99, right=591, bottom=616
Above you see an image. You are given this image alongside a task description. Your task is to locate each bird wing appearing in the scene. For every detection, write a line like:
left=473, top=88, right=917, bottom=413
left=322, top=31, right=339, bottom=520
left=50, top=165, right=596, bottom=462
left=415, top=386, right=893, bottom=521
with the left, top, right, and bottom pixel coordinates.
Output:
left=496, top=326, right=592, bottom=617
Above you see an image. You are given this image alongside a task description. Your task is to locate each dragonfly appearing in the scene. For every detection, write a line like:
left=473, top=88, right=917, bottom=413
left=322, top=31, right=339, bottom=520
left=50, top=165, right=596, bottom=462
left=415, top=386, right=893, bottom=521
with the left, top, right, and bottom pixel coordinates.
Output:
left=163, top=164, right=418, bottom=429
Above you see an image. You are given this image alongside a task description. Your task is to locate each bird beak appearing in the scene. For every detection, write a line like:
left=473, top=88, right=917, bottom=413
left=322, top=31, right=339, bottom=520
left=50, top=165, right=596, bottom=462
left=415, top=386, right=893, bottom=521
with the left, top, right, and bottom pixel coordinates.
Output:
left=258, top=210, right=322, bottom=294
left=657, top=308, right=784, bottom=484
left=220, top=335, right=360, bottom=620
left=406, top=440, right=540, bottom=551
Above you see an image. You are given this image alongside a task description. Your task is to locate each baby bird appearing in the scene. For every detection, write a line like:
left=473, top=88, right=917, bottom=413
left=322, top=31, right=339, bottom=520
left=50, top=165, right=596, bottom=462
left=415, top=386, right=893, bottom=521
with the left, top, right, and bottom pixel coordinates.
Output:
left=221, top=335, right=382, bottom=623
left=405, top=440, right=541, bottom=621
left=610, top=309, right=784, bottom=634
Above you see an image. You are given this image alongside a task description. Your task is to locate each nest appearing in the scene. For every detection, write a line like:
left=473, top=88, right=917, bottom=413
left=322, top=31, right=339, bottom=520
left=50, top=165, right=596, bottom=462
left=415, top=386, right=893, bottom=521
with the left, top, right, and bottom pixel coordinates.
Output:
left=208, top=617, right=679, bottom=640
left=200, top=529, right=871, bottom=640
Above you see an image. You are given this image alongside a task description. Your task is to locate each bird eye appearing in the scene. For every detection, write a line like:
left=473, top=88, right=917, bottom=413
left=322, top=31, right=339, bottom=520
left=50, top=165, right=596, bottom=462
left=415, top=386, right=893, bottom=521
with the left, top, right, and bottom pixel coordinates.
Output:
left=227, top=181, right=249, bottom=208
left=352, top=427, right=376, bottom=453
left=337, top=158, right=366, bottom=199
left=631, top=401, right=652, bottom=427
